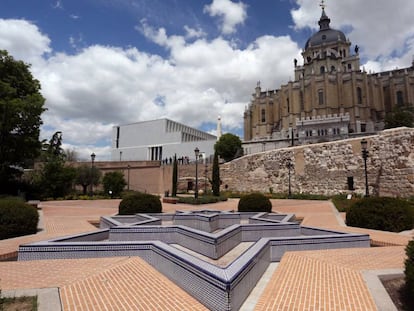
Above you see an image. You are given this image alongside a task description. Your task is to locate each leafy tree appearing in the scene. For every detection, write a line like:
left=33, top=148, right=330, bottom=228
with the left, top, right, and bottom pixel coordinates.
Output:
left=102, top=171, right=126, bottom=197
left=212, top=151, right=220, bottom=196
left=384, top=106, right=414, bottom=129
left=0, top=50, right=46, bottom=194
left=36, top=132, right=76, bottom=199
left=214, top=133, right=243, bottom=162
left=75, top=165, right=102, bottom=195
left=172, top=154, right=178, bottom=197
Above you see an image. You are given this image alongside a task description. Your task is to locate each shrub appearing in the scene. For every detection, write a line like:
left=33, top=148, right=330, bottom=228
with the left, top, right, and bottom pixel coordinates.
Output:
left=238, top=193, right=272, bottom=212
left=177, top=195, right=228, bottom=205
left=405, top=238, right=414, bottom=299
left=346, top=197, right=414, bottom=232
left=0, top=199, right=39, bottom=239
left=332, top=194, right=362, bottom=213
left=118, top=192, right=162, bottom=214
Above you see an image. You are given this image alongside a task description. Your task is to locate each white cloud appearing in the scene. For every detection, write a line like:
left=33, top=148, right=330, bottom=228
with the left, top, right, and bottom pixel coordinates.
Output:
left=203, top=0, right=248, bottom=35
left=52, top=0, right=63, bottom=10
left=1, top=17, right=302, bottom=160
left=0, top=19, right=51, bottom=65
left=184, top=25, right=206, bottom=39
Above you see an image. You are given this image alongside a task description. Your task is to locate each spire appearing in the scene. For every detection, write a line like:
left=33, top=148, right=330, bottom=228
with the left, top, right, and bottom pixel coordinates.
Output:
left=217, top=115, right=222, bottom=141
left=318, top=0, right=331, bottom=30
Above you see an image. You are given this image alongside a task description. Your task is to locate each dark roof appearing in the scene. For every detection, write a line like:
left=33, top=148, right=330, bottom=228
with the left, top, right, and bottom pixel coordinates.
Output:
left=304, top=9, right=346, bottom=49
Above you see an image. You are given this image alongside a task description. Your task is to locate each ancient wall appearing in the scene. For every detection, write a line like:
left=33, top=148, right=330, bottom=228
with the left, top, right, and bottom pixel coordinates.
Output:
left=220, top=127, right=414, bottom=197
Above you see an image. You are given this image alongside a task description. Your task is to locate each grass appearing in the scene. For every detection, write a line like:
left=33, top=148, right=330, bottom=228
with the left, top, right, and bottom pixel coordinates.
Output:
left=0, top=296, right=38, bottom=311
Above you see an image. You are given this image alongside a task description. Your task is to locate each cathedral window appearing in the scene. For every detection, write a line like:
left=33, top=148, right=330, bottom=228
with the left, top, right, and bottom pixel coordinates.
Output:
left=318, top=89, right=324, bottom=106
left=397, top=91, right=404, bottom=106
left=320, top=66, right=325, bottom=74
left=261, top=109, right=266, bottom=123
left=300, top=91, right=304, bottom=111
left=357, top=87, right=363, bottom=105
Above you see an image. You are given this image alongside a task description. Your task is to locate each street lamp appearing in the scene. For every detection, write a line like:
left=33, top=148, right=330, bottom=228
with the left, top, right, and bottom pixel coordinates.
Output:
left=127, top=164, right=130, bottom=191
left=90, top=152, right=96, bottom=196
left=287, top=160, right=294, bottom=198
left=204, top=159, right=208, bottom=195
left=361, top=139, right=369, bottom=197
left=194, top=147, right=199, bottom=199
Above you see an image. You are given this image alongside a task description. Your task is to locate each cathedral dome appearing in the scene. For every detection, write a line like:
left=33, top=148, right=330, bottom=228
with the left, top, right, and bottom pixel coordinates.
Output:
left=304, top=9, right=346, bottom=49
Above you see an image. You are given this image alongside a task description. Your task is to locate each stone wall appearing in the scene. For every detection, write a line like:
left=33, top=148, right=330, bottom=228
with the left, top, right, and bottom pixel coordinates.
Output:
left=221, top=127, right=414, bottom=197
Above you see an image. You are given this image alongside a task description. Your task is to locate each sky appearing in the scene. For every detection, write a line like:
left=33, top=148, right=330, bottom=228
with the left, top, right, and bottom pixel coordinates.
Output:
left=1, top=0, right=414, bottom=161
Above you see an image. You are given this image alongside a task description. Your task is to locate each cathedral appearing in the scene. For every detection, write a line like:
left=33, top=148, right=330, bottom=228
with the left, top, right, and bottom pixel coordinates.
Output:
left=243, top=4, right=414, bottom=154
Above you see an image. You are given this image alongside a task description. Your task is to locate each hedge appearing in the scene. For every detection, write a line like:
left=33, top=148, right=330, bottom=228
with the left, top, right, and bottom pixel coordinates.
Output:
left=346, top=197, right=414, bottom=232
left=238, top=193, right=272, bottom=212
left=0, top=199, right=39, bottom=239
left=118, top=192, right=162, bottom=214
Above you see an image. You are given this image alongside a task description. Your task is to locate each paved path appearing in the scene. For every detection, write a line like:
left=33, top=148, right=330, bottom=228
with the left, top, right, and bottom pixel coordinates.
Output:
left=0, top=199, right=411, bottom=310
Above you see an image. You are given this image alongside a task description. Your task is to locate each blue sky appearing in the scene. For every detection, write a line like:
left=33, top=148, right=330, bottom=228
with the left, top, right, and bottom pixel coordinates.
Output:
left=1, top=0, right=414, bottom=160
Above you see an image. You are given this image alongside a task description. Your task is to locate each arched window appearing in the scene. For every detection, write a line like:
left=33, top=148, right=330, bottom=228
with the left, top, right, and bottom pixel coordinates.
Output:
left=331, top=66, right=336, bottom=72
left=261, top=109, right=266, bottom=123
left=357, top=87, right=363, bottom=105
left=320, top=66, right=325, bottom=74
left=287, top=98, right=290, bottom=113
left=318, top=89, right=324, bottom=106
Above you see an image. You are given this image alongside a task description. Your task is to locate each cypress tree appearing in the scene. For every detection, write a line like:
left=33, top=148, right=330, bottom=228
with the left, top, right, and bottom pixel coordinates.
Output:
left=212, top=151, right=220, bottom=196
left=172, top=154, right=178, bottom=197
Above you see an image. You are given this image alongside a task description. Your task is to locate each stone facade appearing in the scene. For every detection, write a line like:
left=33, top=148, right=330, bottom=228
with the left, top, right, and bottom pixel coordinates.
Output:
left=221, top=127, right=414, bottom=197
left=243, top=8, right=414, bottom=155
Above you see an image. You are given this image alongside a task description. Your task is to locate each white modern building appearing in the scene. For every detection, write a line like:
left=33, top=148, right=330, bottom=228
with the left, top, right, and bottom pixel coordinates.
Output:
left=111, top=119, right=217, bottom=162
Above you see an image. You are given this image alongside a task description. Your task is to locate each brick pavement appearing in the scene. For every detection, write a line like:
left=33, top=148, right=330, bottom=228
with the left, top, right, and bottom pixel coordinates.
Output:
left=0, top=198, right=411, bottom=310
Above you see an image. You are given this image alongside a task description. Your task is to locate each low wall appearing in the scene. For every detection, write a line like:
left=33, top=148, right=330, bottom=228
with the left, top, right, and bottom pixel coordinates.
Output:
left=221, top=127, right=414, bottom=197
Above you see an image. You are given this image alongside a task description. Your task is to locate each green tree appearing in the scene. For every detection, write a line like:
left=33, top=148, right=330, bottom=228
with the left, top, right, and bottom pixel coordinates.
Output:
left=75, top=165, right=102, bottom=195
left=172, top=154, right=178, bottom=197
left=384, top=106, right=414, bottom=129
left=0, top=50, right=46, bottom=194
left=37, top=132, right=76, bottom=199
left=102, top=171, right=126, bottom=197
left=212, top=151, right=220, bottom=196
left=405, top=238, right=414, bottom=299
left=214, top=133, right=242, bottom=162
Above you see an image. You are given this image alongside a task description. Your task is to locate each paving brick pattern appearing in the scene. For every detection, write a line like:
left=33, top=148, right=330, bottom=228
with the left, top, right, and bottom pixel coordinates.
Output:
left=60, top=258, right=208, bottom=311
left=0, top=198, right=411, bottom=310
left=254, top=252, right=377, bottom=311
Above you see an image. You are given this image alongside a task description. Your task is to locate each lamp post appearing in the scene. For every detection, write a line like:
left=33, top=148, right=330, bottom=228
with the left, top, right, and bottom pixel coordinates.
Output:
left=361, top=139, right=369, bottom=197
left=204, top=158, right=208, bottom=195
left=287, top=160, right=293, bottom=198
left=127, top=164, right=130, bottom=191
left=194, top=147, right=199, bottom=199
left=90, top=152, right=96, bottom=196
